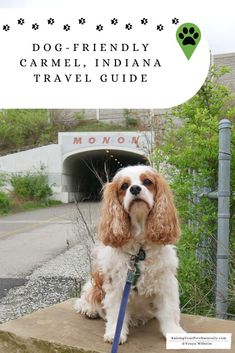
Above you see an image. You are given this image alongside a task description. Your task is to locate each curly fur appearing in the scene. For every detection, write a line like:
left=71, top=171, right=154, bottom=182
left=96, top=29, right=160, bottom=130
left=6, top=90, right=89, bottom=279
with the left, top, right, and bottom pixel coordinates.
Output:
left=146, top=173, right=180, bottom=244
left=98, top=181, right=132, bottom=247
left=88, top=270, right=105, bottom=306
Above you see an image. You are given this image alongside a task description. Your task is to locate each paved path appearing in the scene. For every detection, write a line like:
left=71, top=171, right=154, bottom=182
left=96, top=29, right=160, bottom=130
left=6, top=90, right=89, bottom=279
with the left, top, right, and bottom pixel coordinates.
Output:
left=0, top=203, right=100, bottom=297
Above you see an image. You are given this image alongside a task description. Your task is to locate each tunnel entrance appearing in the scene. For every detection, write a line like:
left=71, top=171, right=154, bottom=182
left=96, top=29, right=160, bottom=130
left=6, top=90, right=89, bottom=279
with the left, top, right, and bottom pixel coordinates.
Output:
left=62, top=148, right=148, bottom=202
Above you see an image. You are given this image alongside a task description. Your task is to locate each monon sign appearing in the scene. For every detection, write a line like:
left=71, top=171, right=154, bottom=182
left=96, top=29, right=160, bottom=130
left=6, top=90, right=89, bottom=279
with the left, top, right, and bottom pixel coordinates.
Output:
left=59, top=131, right=151, bottom=156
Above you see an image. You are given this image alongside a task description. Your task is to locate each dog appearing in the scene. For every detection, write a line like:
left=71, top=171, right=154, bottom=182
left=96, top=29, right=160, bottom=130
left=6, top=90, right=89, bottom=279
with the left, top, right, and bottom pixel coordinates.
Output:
left=75, top=165, right=185, bottom=344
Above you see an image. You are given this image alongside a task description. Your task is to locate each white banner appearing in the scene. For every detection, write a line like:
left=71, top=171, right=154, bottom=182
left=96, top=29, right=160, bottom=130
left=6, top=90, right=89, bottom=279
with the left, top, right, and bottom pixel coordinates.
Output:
left=166, top=333, right=232, bottom=350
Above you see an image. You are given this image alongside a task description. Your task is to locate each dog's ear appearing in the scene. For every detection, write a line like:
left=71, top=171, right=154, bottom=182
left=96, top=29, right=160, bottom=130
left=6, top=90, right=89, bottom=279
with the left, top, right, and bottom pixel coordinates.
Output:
left=147, top=173, right=180, bottom=244
left=98, top=181, right=132, bottom=247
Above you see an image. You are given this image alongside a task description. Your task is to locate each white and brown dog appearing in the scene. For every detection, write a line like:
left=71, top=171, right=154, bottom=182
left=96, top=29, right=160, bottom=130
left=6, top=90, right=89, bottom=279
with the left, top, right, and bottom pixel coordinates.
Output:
left=75, top=165, right=185, bottom=344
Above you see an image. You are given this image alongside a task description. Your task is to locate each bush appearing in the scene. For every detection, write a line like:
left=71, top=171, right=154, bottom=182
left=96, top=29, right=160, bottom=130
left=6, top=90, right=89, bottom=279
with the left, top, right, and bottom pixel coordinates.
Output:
left=11, top=168, right=52, bottom=201
left=0, top=191, right=10, bottom=214
left=123, top=109, right=138, bottom=127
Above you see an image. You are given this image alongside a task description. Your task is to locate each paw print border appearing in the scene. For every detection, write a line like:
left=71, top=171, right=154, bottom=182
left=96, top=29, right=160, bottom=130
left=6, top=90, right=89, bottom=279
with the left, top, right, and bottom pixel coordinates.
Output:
left=1, top=16, right=182, bottom=32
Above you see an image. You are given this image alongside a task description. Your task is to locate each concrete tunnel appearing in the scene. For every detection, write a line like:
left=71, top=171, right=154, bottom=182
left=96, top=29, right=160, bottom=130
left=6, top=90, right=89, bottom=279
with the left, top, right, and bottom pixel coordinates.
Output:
left=62, top=148, right=148, bottom=202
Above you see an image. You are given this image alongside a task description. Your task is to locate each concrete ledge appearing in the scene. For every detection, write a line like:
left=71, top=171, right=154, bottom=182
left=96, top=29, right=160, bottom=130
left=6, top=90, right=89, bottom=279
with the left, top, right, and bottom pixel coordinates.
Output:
left=0, top=299, right=234, bottom=353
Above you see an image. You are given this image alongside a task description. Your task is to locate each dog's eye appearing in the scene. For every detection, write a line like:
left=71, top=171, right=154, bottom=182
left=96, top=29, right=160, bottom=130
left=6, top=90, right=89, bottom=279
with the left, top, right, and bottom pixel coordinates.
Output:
left=143, top=178, right=152, bottom=186
left=121, top=183, right=129, bottom=191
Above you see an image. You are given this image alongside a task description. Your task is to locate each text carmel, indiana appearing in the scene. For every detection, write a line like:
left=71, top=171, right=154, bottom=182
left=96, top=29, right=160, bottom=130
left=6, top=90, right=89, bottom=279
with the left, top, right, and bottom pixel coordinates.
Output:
left=21, top=58, right=161, bottom=68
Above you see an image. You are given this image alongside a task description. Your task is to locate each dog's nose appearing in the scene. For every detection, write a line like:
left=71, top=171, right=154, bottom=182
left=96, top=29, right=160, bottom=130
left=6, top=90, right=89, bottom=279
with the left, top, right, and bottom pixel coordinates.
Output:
left=130, top=185, right=141, bottom=195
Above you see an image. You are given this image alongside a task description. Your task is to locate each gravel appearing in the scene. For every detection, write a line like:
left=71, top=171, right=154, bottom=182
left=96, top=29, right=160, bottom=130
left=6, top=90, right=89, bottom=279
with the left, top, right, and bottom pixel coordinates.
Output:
left=0, top=244, right=91, bottom=324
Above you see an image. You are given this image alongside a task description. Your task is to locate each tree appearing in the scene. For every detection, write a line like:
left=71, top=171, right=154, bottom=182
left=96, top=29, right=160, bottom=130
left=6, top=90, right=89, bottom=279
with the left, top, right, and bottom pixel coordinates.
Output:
left=0, top=109, right=49, bottom=152
left=154, top=65, right=235, bottom=317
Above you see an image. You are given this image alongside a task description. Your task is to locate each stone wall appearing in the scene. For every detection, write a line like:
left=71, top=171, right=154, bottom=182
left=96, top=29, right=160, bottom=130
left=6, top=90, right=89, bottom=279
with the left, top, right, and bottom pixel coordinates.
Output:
left=214, top=52, right=235, bottom=92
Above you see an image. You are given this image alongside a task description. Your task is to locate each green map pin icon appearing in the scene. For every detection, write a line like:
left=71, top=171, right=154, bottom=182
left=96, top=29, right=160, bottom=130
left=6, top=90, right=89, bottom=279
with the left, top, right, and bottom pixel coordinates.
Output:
left=176, top=23, right=201, bottom=60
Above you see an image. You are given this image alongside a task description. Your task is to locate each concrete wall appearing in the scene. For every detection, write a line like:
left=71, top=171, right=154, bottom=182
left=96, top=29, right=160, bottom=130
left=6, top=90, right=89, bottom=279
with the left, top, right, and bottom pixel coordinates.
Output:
left=0, top=144, right=68, bottom=202
left=0, top=145, right=61, bottom=174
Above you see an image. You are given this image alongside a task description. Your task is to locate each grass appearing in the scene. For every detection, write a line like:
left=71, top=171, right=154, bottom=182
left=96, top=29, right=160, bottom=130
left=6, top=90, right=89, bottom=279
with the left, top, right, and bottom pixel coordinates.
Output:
left=0, top=199, right=61, bottom=217
left=74, top=119, right=136, bottom=132
left=16, top=199, right=61, bottom=212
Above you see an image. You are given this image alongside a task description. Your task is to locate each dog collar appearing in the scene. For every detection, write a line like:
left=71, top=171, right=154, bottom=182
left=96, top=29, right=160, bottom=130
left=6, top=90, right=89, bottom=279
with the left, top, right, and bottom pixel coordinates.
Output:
left=132, top=248, right=146, bottom=287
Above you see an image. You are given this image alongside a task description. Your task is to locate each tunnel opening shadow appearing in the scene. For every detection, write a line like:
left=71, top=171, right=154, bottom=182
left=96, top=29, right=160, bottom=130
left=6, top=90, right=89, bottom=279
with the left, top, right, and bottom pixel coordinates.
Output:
left=62, top=149, right=148, bottom=202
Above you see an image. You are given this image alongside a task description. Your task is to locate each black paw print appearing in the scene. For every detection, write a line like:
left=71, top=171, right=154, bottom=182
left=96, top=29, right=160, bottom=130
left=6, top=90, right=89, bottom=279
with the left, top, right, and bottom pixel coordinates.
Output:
left=48, top=18, right=55, bottom=25
left=111, top=18, right=118, bottom=25
left=32, top=23, right=39, bottom=30
left=141, top=18, right=148, bottom=25
left=125, top=23, right=132, bottom=30
left=156, top=24, right=164, bottom=31
left=63, top=24, right=70, bottom=31
left=78, top=18, right=86, bottom=25
left=178, top=26, right=199, bottom=45
left=172, top=18, right=179, bottom=25
left=3, top=24, right=10, bottom=31
left=96, top=24, right=103, bottom=31
left=18, top=18, right=25, bottom=25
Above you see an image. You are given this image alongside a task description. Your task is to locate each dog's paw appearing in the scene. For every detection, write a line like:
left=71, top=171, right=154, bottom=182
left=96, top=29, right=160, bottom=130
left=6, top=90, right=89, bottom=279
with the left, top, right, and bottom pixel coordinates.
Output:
left=161, top=324, right=186, bottom=337
left=104, top=332, right=127, bottom=345
left=74, top=298, right=99, bottom=319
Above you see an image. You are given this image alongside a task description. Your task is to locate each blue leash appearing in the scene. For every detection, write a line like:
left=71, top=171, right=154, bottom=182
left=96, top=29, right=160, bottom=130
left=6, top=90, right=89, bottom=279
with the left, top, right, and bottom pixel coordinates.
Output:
left=111, top=249, right=145, bottom=353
